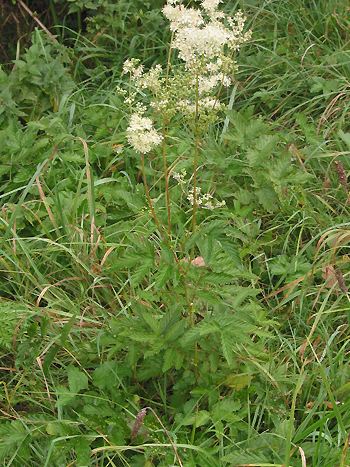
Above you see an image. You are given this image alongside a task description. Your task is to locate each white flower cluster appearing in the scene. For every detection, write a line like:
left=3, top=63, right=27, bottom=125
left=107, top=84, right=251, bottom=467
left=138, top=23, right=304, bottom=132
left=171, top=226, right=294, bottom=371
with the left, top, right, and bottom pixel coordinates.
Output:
left=187, top=187, right=226, bottom=210
left=126, top=114, right=163, bottom=154
left=178, top=96, right=223, bottom=115
left=172, top=169, right=187, bottom=184
left=122, top=58, right=144, bottom=79
left=163, top=0, right=251, bottom=70
left=162, top=4, right=204, bottom=32
left=123, top=59, right=163, bottom=93
left=202, top=0, right=223, bottom=15
left=138, top=64, right=163, bottom=92
left=122, top=1, right=251, bottom=153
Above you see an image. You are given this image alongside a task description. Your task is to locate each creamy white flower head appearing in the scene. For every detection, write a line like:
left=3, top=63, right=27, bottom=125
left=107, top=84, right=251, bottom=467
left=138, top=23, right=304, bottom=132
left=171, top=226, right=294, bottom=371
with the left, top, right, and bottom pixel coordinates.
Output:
left=163, top=4, right=204, bottom=32
left=226, top=11, right=252, bottom=50
left=138, top=64, right=163, bottom=91
left=202, top=0, right=222, bottom=14
left=150, top=98, right=169, bottom=112
left=221, top=74, right=231, bottom=86
left=188, top=187, right=225, bottom=210
left=187, top=187, right=202, bottom=206
left=178, top=96, right=222, bottom=115
left=198, top=74, right=220, bottom=94
left=163, top=0, right=251, bottom=69
left=126, top=114, right=163, bottom=154
left=206, top=61, right=220, bottom=73
left=123, top=58, right=144, bottom=79
left=172, top=22, right=231, bottom=66
left=200, top=96, right=222, bottom=110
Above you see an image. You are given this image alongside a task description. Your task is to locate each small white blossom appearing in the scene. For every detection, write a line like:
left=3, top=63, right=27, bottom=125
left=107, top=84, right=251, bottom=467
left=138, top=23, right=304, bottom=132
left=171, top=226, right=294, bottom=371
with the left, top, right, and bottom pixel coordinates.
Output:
left=221, top=74, right=231, bottom=87
left=150, top=99, right=169, bottom=112
left=116, top=85, right=127, bottom=96
left=202, top=0, right=222, bottom=14
left=198, top=74, right=220, bottom=94
left=173, top=23, right=230, bottom=67
left=187, top=187, right=202, bottom=206
left=178, top=97, right=223, bottom=115
left=187, top=187, right=225, bottom=210
left=172, top=169, right=187, bottom=184
left=163, top=4, right=204, bottom=32
left=138, top=64, right=163, bottom=91
left=227, top=11, right=252, bottom=50
left=123, top=58, right=144, bottom=79
left=206, top=60, right=221, bottom=73
left=126, top=114, right=163, bottom=154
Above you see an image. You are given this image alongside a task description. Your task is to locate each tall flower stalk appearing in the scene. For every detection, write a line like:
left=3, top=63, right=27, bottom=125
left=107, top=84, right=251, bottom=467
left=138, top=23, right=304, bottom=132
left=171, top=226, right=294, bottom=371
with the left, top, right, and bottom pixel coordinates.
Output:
left=122, top=0, right=251, bottom=242
left=161, top=118, right=171, bottom=234
left=192, top=72, right=200, bottom=232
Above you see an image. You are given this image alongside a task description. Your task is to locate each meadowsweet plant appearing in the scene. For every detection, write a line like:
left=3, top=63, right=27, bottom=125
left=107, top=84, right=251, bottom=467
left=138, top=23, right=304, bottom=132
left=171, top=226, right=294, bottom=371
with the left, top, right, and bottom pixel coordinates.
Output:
left=122, top=0, right=251, bottom=237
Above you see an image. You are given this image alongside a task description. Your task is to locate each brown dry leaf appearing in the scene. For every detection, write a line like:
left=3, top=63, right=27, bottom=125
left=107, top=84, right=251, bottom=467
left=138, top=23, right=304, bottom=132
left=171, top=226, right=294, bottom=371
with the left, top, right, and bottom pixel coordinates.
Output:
left=306, top=400, right=334, bottom=410
left=323, top=177, right=331, bottom=189
left=326, top=230, right=350, bottom=249
left=322, top=265, right=338, bottom=288
left=335, top=268, right=348, bottom=294
left=191, top=256, right=206, bottom=267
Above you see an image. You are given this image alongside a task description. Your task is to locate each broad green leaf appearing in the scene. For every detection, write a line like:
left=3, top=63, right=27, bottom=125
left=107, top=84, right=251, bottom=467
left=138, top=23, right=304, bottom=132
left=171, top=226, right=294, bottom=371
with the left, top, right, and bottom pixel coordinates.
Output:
left=67, top=366, right=89, bottom=394
left=224, top=374, right=252, bottom=390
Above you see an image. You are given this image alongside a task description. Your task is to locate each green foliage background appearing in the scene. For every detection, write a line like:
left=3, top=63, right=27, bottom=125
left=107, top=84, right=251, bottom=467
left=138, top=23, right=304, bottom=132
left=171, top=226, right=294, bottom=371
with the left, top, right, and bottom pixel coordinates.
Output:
left=0, top=0, right=350, bottom=466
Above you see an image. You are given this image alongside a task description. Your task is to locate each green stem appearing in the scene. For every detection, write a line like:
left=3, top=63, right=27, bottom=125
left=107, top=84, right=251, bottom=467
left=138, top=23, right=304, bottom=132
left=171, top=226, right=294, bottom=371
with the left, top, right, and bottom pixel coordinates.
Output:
left=162, top=122, right=171, bottom=234
left=141, top=155, right=182, bottom=269
left=77, top=10, right=82, bottom=32
left=162, top=32, right=174, bottom=234
left=191, top=73, right=200, bottom=234
left=49, top=0, right=59, bottom=28
left=141, top=154, right=163, bottom=234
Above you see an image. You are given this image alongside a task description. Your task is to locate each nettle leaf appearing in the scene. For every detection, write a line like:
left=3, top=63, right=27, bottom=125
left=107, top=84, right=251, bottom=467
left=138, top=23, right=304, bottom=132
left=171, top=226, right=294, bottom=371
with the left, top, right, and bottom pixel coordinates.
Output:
left=0, top=421, right=29, bottom=461
left=140, top=311, right=161, bottom=334
left=130, top=258, right=154, bottom=286
left=67, top=366, right=89, bottom=394
left=269, top=254, right=311, bottom=280
left=154, top=264, right=175, bottom=288
left=227, top=108, right=267, bottom=146
left=246, top=134, right=279, bottom=167
left=74, top=438, right=92, bottom=465
left=182, top=410, right=211, bottom=428
left=212, top=398, right=241, bottom=423
left=221, top=334, right=234, bottom=366
left=163, top=319, right=187, bottom=343
left=224, top=373, right=253, bottom=391
left=0, top=301, right=35, bottom=350
left=56, top=386, right=75, bottom=408
left=162, top=348, right=184, bottom=372
left=255, top=186, right=279, bottom=212
left=93, top=361, right=120, bottom=390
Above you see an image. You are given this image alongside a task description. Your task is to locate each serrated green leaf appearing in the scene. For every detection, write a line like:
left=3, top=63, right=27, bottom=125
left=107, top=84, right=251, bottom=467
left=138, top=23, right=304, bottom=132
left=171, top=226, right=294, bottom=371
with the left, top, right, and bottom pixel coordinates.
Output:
left=224, top=373, right=252, bottom=390
left=67, top=366, right=88, bottom=394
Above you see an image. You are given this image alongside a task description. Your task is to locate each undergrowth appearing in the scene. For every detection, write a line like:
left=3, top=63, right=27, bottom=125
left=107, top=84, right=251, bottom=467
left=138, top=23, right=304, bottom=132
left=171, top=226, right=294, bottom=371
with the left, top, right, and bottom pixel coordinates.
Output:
left=0, top=1, right=350, bottom=466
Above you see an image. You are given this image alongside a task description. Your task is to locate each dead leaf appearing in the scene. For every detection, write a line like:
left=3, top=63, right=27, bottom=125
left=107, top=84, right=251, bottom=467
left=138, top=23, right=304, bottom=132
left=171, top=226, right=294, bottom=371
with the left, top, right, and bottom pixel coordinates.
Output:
left=191, top=256, right=206, bottom=267
left=322, top=265, right=338, bottom=288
